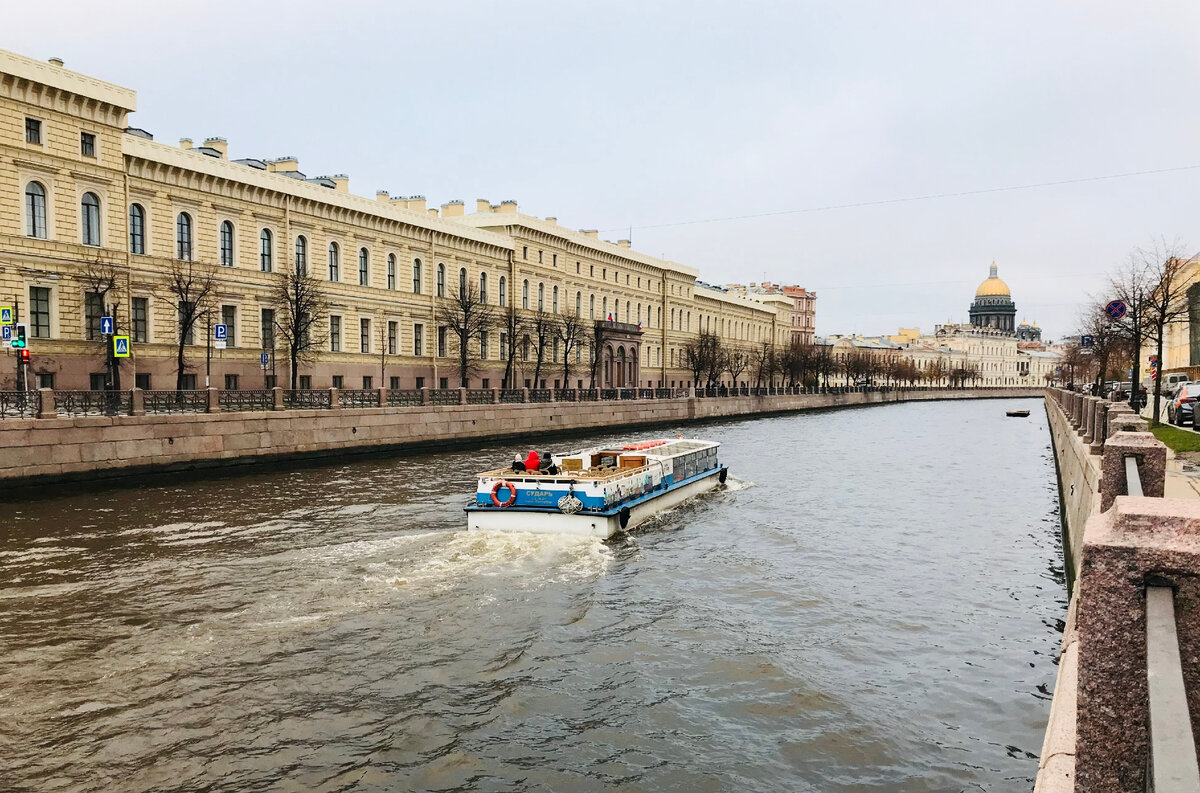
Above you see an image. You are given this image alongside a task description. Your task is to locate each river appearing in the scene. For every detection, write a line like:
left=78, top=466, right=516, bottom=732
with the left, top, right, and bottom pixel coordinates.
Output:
left=1, top=397, right=1064, bottom=792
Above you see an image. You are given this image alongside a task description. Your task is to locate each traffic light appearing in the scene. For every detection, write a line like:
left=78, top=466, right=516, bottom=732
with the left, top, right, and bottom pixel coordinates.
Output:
left=11, top=323, right=27, bottom=349
left=17, top=349, right=30, bottom=364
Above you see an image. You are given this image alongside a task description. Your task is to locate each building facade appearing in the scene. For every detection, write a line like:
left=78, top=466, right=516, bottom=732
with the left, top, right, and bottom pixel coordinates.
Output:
left=725, top=281, right=816, bottom=345
left=0, top=49, right=792, bottom=392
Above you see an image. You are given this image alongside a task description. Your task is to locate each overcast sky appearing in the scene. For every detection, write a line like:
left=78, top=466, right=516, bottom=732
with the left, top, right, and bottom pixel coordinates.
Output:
left=8, top=1, right=1199, bottom=341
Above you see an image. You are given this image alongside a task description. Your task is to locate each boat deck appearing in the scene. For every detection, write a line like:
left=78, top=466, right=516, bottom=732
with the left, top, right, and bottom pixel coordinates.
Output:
left=478, top=465, right=651, bottom=483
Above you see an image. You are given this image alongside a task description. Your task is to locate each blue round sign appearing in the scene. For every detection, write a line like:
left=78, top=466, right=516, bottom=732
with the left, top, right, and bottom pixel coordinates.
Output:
left=1105, top=300, right=1127, bottom=320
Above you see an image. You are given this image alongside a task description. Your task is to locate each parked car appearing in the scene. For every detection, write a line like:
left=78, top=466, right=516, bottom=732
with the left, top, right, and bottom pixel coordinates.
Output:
left=1167, top=382, right=1200, bottom=425
left=1109, top=381, right=1132, bottom=402
left=1162, top=372, right=1191, bottom=393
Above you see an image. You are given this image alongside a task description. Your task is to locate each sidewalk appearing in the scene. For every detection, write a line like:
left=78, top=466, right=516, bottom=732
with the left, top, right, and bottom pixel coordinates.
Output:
left=1137, top=399, right=1200, bottom=499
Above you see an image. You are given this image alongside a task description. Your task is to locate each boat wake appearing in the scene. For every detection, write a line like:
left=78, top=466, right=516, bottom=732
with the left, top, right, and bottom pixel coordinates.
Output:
left=722, top=476, right=757, bottom=492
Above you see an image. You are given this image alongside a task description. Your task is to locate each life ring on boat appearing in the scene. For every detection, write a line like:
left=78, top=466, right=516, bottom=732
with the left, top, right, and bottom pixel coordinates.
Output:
left=491, top=480, right=518, bottom=507
left=719, top=468, right=728, bottom=484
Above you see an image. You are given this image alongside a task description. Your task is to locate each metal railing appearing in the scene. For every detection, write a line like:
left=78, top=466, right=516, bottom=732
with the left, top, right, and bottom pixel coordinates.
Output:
left=499, top=388, right=524, bottom=404
left=1145, top=585, right=1200, bottom=792
left=429, top=389, right=460, bottom=406
left=554, top=389, right=578, bottom=402
left=144, top=389, right=207, bottom=414
left=283, top=389, right=331, bottom=410
left=219, top=389, right=273, bottom=412
left=387, top=389, right=423, bottom=407
left=54, top=390, right=132, bottom=417
left=529, top=389, right=552, bottom=403
left=339, top=389, right=378, bottom=409
left=466, top=389, right=493, bottom=405
left=0, top=390, right=39, bottom=419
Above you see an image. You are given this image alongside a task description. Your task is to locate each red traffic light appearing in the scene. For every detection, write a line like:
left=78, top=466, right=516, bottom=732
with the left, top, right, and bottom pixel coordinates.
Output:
left=18, top=349, right=30, bottom=364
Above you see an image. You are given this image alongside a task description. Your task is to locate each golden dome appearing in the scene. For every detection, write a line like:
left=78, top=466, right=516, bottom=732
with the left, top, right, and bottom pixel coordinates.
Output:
left=975, top=262, right=1011, bottom=298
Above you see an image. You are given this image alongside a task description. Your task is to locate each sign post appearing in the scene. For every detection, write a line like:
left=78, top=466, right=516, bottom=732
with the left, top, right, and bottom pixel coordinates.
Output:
left=1105, top=300, right=1128, bottom=320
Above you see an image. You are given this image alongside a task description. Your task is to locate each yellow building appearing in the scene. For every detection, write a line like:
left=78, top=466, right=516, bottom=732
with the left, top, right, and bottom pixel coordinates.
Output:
left=0, top=49, right=789, bottom=392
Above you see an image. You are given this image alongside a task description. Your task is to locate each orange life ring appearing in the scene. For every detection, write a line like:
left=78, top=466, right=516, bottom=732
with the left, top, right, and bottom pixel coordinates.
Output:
left=491, top=480, right=517, bottom=507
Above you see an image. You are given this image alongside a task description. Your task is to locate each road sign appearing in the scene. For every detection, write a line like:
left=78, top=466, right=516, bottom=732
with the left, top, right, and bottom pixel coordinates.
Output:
left=1, top=325, right=10, bottom=349
left=1105, top=300, right=1128, bottom=320
left=260, top=352, right=270, bottom=368
left=112, top=335, right=131, bottom=358
left=214, top=340, right=226, bottom=350
left=11, top=323, right=27, bottom=349
left=214, top=324, right=227, bottom=341
left=100, top=316, right=114, bottom=335
left=0, top=307, right=12, bottom=325
left=1080, top=335, right=1094, bottom=347
left=1128, top=367, right=1134, bottom=378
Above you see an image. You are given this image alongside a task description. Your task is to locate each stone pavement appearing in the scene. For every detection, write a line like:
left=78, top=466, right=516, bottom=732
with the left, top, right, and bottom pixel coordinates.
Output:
left=1136, top=399, right=1200, bottom=499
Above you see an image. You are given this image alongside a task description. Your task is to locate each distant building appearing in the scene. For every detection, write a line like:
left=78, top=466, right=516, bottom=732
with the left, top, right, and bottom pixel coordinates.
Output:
left=725, top=282, right=816, bottom=344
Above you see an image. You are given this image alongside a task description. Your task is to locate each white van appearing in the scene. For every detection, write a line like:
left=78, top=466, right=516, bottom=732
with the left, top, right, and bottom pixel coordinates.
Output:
left=1163, top=372, right=1190, bottom=392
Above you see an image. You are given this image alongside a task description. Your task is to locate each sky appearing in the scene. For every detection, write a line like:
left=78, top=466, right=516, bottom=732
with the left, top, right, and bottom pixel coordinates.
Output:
left=7, top=1, right=1199, bottom=341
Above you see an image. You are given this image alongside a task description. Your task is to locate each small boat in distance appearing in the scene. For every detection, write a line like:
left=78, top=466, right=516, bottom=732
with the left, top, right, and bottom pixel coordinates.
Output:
left=465, top=439, right=727, bottom=538
left=1007, top=409, right=1031, bottom=418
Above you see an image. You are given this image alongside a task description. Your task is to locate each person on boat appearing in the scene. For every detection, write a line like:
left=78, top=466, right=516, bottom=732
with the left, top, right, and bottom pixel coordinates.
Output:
left=524, top=450, right=540, bottom=471
left=511, top=453, right=526, bottom=472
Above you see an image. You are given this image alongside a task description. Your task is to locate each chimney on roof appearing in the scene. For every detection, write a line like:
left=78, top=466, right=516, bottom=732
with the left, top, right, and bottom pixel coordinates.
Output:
left=617, top=239, right=631, bottom=248
left=179, top=138, right=193, bottom=150
left=267, top=157, right=299, bottom=173
left=48, top=57, right=64, bottom=67
left=441, top=200, right=465, bottom=217
left=203, top=137, right=227, bottom=158
left=376, top=190, right=390, bottom=202
left=427, top=208, right=439, bottom=217
left=407, top=196, right=426, bottom=213
left=581, top=229, right=599, bottom=238
left=330, top=174, right=349, bottom=193
left=476, top=199, right=491, bottom=213
left=545, top=217, right=557, bottom=225
left=497, top=200, right=518, bottom=214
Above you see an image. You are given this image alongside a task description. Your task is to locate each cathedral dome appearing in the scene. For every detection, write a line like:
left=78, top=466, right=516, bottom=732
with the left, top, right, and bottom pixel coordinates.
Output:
left=975, top=262, right=1011, bottom=298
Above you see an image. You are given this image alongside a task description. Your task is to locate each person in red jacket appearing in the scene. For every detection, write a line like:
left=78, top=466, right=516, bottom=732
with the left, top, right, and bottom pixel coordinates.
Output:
left=524, top=450, right=540, bottom=471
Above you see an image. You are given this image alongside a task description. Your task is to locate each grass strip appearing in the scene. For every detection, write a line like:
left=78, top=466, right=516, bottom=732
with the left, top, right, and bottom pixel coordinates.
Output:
left=1151, top=425, right=1200, bottom=453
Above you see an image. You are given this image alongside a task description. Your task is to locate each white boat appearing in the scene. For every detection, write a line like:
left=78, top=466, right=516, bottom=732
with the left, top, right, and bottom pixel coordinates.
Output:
left=465, top=438, right=728, bottom=538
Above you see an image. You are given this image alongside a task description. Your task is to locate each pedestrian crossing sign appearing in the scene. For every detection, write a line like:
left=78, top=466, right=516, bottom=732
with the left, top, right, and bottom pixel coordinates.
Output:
left=0, top=307, right=12, bottom=325
left=112, top=335, right=131, bottom=358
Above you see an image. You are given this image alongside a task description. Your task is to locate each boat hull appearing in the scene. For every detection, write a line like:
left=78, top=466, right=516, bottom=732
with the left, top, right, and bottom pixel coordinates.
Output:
left=466, top=467, right=725, bottom=539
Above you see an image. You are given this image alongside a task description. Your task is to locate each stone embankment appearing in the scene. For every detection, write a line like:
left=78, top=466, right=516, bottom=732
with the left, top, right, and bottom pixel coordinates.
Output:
left=0, top=386, right=1040, bottom=486
left=1039, top=389, right=1200, bottom=793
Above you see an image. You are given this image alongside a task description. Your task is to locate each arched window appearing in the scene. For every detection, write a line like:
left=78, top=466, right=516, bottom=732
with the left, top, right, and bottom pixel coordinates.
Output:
left=128, top=203, right=144, bottom=254
left=328, top=242, right=340, bottom=281
left=458, top=267, right=466, bottom=295
left=412, top=259, right=422, bottom=293
left=603, top=297, right=608, bottom=318
left=614, top=299, right=620, bottom=322
left=538, top=283, right=545, bottom=311
left=295, top=235, right=308, bottom=275
left=499, top=276, right=507, bottom=306
left=576, top=291, right=581, bottom=316
left=219, top=221, right=234, bottom=266
left=176, top=212, right=192, bottom=260
left=437, top=263, right=446, bottom=297
left=590, top=294, right=595, bottom=319
left=480, top=273, right=488, bottom=303
left=552, top=285, right=559, bottom=314
left=387, top=254, right=396, bottom=290
left=358, top=248, right=370, bottom=286
left=259, top=228, right=273, bottom=272
left=81, top=192, right=100, bottom=246
left=25, top=182, right=46, bottom=239
left=522, top=280, right=529, bottom=309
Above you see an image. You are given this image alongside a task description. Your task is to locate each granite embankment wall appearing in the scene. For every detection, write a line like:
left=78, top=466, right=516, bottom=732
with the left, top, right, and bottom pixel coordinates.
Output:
left=0, top=387, right=1041, bottom=486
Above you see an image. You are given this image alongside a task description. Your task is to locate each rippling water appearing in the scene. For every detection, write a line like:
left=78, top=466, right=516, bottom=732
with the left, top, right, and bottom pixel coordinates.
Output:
left=1, top=398, right=1064, bottom=792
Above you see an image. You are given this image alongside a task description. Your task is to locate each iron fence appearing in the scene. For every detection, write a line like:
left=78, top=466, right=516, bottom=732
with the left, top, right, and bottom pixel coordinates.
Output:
left=529, top=389, right=552, bottom=403
left=0, top=390, right=39, bottom=419
left=554, top=389, right=577, bottom=402
left=339, top=389, right=379, bottom=409
left=578, top=389, right=599, bottom=401
left=283, top=389, right=332, bottom=410
left=430, top=389, right=460, bottom=406
left=499, top=389, right=524, bottom=404
left=144, top=389, right=208, bottom=414
left=55, top=389, right=132, bottom=417
left=466, top=389, right=494, bottom=405
left=219, top=389, right=274, bottom=412
left=600, top=388, right=619, bottom=401
left=387, top=389, right=423, bottom=407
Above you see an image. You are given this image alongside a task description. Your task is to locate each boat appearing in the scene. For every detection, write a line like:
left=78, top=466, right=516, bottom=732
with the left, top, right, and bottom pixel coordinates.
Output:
left=465, top=438, right=728, bottom=538
left=1007, top=409, right=1031, bottom=418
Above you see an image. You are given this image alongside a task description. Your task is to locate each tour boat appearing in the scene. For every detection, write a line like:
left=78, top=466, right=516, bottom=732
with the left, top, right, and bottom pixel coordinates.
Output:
left=1006, top=409, right=1031, bottom=418
left=465, top=438, right=728, bottom=538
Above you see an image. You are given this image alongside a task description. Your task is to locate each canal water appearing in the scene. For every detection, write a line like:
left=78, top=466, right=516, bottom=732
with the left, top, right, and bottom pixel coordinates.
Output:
left=1, top=397, right=1064, bottom=792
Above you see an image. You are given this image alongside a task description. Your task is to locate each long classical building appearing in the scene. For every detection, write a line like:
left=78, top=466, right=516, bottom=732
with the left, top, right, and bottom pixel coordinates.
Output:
left=0, top=49, right=796, bottom=392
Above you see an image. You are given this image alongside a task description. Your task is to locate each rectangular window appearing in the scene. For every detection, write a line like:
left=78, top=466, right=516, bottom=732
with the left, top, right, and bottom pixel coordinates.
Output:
left=360, top=318, right=370, bottom=354
left=84, top=291, right=104, bottom=341
left=439, top=377, right=449, bottom=389
left=25, top=118, right=41, bottom=144
left=415, top=376, right=425, bottom=389
left=437, top=326, right=447, bottom=358
left=131, top=298, right=148, bottom=343
left=80, top=132, right=96, bottom=157
left=332, top=375, right=344, bottom=389
left=362, top=375, right=373, bottom=389
left=37, top=372, right=55, bottom=389
left=413, top=323, right=423, bottom=356
left=135, top=373, right=150, bottom=389
left=224, top=374, right=239, bottom=390
left=178, top=301, right=196, bottom=346
left=387, top=321, right=397, bottom=355
left=479, top=330, right=488, bottom=359
left=261, top=308, right=275, bottom=350
left=329, top=315, right=341, bottom=352
left=222, top=305, right=237, bottom=347
left=389, top=376, right=400, bottom=390
left=90, top=373, right=107, bottom=391
left=264, top=375, right=277, bottom=388
left=30, top=286, right=50, bottom=338
left=299, top=375, right=312, bottom=390
left=500, top=332, right=508, bottom=360
left=180, top=373, right=197, bottom=390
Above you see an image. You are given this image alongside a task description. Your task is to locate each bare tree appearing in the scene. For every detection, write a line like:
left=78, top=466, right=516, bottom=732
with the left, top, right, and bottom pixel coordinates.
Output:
left=378, top=316, right=390, bottom=387
left=725, top=345, right=750, bottom=390
left=437, top=281, right=496, bottom=388
left=163, top=258, right=216, bottom=391
left=79, top=259, right=123, bottom=390
left=1140, top=241, right=1192, bottom=425
left=530, top=310, right=558, bottom=388
left=1108, top=252, right=1156, bottom=412
left=500, top=306, right=528, bottom=389
left=556, top=310, right=588, bottom=388
left=271, top=266, right=328, bottom=390
left=589, top=320, right=605, bottom=388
